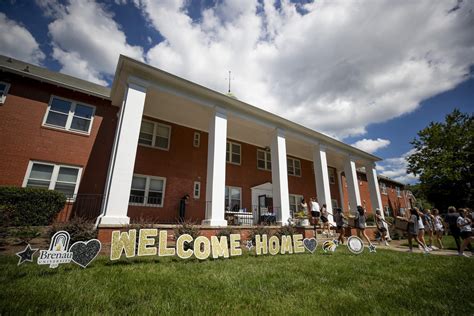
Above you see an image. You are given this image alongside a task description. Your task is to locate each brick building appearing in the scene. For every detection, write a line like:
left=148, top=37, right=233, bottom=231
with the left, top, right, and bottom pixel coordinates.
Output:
left=0, top=55, right=411, bottom=230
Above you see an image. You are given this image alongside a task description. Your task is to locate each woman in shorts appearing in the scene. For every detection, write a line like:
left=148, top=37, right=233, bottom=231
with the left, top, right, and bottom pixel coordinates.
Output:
left=457, top=209, right=472, bottom=257
left=354, top=205, right=373, bottom=247
left=407, top=208, right=429, bottom=253
left=423, top=209, right=435, bottom=250
left=433, top=209, right=444, bottom=249
left=375, top=209, right=390, bottom=246
left=320, top=204, right=331, bottom=237
left=334, top=208, right=346, bottom=244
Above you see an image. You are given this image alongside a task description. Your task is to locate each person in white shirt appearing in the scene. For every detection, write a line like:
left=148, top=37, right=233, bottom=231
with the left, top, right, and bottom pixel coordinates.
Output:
left=433, top=209, right=444, bottom=249
left=310, top=197, right=320, bottom=226
left=457, top=208, right=472, bottom=257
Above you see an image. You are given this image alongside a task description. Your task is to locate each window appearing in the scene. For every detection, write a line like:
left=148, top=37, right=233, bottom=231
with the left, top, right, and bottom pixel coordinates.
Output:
left=193, top=181, right=201, bottom=199
left=257, top=149, right=271, bottom=171
left=129, top=175, right=166, bottom=207
left=23, top=161, right=82, bottom=199
left=226, top=141, right=241, bottom=165
left=43, top=96, right=95, bottom=133
left=289, top=194, right=304, bottom=217
left=138, top=120, right=171, bottom=150
left=225, top=186, right=241, bottom=212
left=193, top=132, right=201, bottom=147
left=328, top=168, right=336, bottom=184
left=380, top=182, right=387, bottom=195
left=0, top=81, right=11, bottom=104
left=331, top=199, right=338, bottom=209
left=396, top=186, right=401, bottom=197
left=287, top=157, right=301, bottom=176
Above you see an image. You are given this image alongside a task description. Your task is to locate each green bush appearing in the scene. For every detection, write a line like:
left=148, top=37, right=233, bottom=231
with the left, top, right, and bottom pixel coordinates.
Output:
left=275, top=225, right=297, bottom=240
left=216, top=228, right=236, bottom=248
left=49, top=217, right=97, bottom=244
left=174, top=220, right=200, bottom=250
left=366, top=213, right=375, bottom=225
left=248, top=226, right=272, bottom=245
left=0, top=187, right=66, bottom=226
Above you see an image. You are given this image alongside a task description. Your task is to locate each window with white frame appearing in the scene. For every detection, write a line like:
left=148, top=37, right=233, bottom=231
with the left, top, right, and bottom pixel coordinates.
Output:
left=138, top=120, right=171, bottom=150
left=43, top=96, right=95, bottom=133
left=380, top=182, right=387, bottom=195
left=193, top=181, right=201, bottom=199
left=331, top=199, right=339, bottom=209
left=193, top=132, right=201, bottom=147
left=289, top=194, right=304, bottom=217
left=226, top=141, right=241, bottom=164
left=129, top=175, right=166, bottom=207
left=257, top=149, right=271, bottom=170
left=328, top=167, right=336, bottom=184
left=225, top=186, right=241, bottom=212
left=0, top=81, right=11, bottom=104
left=23, top=161, right=82, bottom=198
left=287, top=157, right=301, bottom=176
left=396, top=186, right=401, bottom=197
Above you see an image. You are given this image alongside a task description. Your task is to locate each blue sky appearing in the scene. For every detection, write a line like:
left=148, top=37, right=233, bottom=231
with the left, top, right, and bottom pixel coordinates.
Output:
left=1, top=0, right=473, bottom=184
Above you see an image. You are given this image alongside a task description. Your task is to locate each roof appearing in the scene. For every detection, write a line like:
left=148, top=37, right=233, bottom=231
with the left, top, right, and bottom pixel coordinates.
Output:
left=112, top=55, right=382, bottom=163
left=0, top=55, right=111, bottom=99
left=356, top=168, right=406, bottom=186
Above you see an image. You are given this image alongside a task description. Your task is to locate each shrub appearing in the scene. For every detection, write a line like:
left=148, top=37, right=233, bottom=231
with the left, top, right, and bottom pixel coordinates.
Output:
left=11, top=226, right=41, bottom=243
left=173, top=220, right=200, bottom=250
left=0, top=186, right=66, bottom=226
left=366, top=213, right=375, bottom=225
left=49, top=217, right=97, bottom=244
left=275, top=225, right=297, bottom=240
left=217, top=228, right=236, bottom=247
left=248, top=226, right=272, bottom=245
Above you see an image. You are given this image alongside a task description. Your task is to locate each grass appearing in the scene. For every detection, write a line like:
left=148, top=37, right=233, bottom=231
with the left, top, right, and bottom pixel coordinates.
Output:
left=1, top=248, right=473, bottom=315
left=401, top=234, right=460, bottom=250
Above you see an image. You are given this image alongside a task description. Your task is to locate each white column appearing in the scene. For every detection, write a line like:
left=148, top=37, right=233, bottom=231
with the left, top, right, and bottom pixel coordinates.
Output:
left=202, top=108, right=228, bottom=227
left=343, top=156, right=361, bottom=214
left=271, top=128, right=291, bottom=225
left=312, top=144, right=333, bottom=223
left=365, top=162, right=390, bottom=236
left=99, top=82, right=147, bottom=225
left=337, top=170, right=345, bottom=211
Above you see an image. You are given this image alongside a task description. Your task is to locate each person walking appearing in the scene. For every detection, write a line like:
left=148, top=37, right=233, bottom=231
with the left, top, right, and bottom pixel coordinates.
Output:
left=407, top=208, right=429, bottom=253
left=457, top=209, right=472, bottom=257
left=433, top=209, right=444, bottom=249
left=354, top=205, right=373, bottom=247
left=375, top=209, right=390, bottom=246
left=445, top=206, right=463, bottom=252
left=320, top=204, right=331, bottom=237
left=423, top=209, right=435, bottom=250
left=334, top=208, right=346, bottom=245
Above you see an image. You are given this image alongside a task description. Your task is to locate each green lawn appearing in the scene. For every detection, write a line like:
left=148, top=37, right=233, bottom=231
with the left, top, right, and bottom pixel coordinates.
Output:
left=401, top=235, right=461, bottom=250
left=1, top=248, right=472, bottom=315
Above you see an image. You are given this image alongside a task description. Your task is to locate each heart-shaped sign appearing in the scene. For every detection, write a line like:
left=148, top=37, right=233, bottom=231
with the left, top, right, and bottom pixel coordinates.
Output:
left=303, top=238, right=317, bottom=253
left=69, top=239, right=102, bottom=268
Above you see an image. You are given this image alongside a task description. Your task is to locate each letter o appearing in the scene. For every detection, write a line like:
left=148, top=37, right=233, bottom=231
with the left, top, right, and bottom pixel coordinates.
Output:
left=194, top=236, right=211, bottom=260
left=268, top=236, right=280, bottom=255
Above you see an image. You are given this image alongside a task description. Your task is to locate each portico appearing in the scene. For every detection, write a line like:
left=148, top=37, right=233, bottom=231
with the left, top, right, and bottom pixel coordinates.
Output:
left=97, top=55, right=385, bottom=228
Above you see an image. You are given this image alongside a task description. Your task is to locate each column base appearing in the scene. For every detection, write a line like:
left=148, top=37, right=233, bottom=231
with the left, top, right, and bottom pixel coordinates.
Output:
left=98, top=215, right=130, bottom=225
left=201, top=219, right=228, bottom=227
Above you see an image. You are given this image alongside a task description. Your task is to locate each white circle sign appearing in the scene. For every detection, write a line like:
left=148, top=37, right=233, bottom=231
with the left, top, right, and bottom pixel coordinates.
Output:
left=347, top=236, right=364, bottom=254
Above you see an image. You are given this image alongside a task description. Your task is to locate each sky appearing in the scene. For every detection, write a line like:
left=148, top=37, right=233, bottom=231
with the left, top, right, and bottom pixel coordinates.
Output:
left=1, top=0, right=473, bottom=184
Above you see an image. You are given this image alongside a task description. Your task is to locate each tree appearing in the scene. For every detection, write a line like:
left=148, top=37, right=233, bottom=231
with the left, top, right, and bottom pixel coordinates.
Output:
left=407, top=109, right=473, bottom=211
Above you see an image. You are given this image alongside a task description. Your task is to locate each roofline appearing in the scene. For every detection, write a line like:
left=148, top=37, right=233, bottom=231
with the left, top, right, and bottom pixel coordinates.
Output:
left=113, top=55, right=382, bottom=162
left=0, top=57, right=111, bottom=100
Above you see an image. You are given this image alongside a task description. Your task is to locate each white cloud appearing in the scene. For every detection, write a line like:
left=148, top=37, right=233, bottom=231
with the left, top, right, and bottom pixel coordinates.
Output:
left=377, top=149, right=419, bottom=184
left=38, top=0, right=144, bottom=85
left=351, top=138, right=391, bottom=154
left=135, top=0, right=474, bottom=139
left=0, top=13, right=45, bottom=64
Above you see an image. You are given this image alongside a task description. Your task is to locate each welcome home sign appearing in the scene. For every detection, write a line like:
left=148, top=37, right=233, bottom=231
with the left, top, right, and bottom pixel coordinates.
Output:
left=110, top=229, right=316, bottom=261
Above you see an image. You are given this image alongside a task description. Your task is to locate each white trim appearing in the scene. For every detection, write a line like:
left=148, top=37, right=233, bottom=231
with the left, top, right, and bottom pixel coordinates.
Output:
left=328, top=167, right=336, bottom=184
left=22, top=160, right=83, bottom=200
left=129, top=174, right=166, bottom=207
left=0, top=81, right=11, bottom=104
left=226, top=141, right=241, bottom=165
left=42, top=95, right=96, bottom=135
left=225, top=186, right=242, bottom=211
left=288, top=194, right=304, bottom=216
left=380, top=182, right=388, bottom=195
left=256, top=148, right=272, bottom=171
left=193, top=132, right=201, bottom=147
left=138, top=119, right=171, bottom=151
left=287, top=157, right=302, bottom=177
left=193, top=181, right=201, bottom=199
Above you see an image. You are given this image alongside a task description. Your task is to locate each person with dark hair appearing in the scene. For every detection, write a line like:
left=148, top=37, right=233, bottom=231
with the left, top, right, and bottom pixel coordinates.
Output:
left=354, top=205, right=373, bottom=247
left=375, top=209, right=390, bottom=246
left=457, top=209, right=472, bottom=257
left=407, top=208, right=429, bottom=253
left=423, top=209, right=435, bottom=250
left=444, top=206, right=472, bottom=253
left=433, top=209, right=444, bottom=249
left=178, top=194, right=190, bottom=222
left=320, top=204, right=331, bottom=237
left=334, top=208, right=346, bottom=245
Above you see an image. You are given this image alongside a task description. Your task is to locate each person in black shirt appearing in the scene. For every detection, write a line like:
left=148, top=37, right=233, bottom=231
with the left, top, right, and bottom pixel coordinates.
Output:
left=178, top=194, right=190, bottom=222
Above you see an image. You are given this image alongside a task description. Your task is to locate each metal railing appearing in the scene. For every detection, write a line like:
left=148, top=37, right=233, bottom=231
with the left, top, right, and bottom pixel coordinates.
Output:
left=63, top=194, right=105, bottom=221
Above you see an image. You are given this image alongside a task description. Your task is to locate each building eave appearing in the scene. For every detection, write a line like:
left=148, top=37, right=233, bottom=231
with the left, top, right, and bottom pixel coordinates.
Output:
left=112, top=55, right=382, bottom=163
